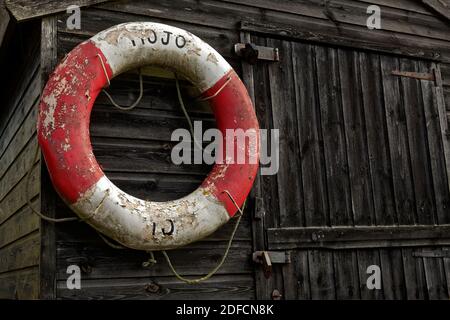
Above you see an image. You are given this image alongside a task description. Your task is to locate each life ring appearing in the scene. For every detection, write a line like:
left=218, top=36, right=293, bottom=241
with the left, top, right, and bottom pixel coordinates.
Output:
left=38, top=22, right=260, bottom=250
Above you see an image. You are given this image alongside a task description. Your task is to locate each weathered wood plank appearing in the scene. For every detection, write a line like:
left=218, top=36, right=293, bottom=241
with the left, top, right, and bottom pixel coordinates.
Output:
left=316, top=46, right=351, bottom=226
left=307, top=250, right=335, bottom=299
left=316, top=45, right=359, bottom=299
left=91, top=140, right=210, bottom=176
left=0, top=68, right=40, bottom=159
left=239, top=31, right=271, bottom=301
left=378, top=248, right=406, bottom=299
left=57, top=274, right=255, bottom=300
left=225, top=0, right=450, bottom=41
left=267, top=38, right=303, bottom=228
left=291, top=41, right=329, bottom=301
left=251, top=35, right=279, bottom=233
left=0, top=197, right=39, bottom=249
left=0, top=104, right=38, bottom=179
left=339, top=49, right=375, bottom=225
left=423, top=257, right=449, bottom=299
left=0, top=42, right=39, bottom=138
left=39, top=15, right=58, bottom=300
left=0, top=231, right=40, bottom=274
left=0, top=138, right=39, bottom=203
left=241, top=21, right=450, bottom=63
left=267, top=225, right=450, bottom=250
left=357, top=51, right=386, bottom=299
left=0, top=163, right=39, bottom=226
left=97, top=0, right=450, bottom=42
left=0, top=267, right=39, bottom=299
left=0, top=0, right=10, bottom=48
left=402, top=248, right=428, bottom=299
left=5, top=0, right=111, bottom=21
left=293, top=43, right=329, bottom=228
left=419, top=62, right=450, bottom=224
left=399, top=58, right=437, bottom=225
left=56, top=241, right=253, bottom=280
left=380, top=55, right=415, bottom=225
left=422, top=0, right=450, bottom=21
left=357, top=250, right=384, bottom=299
left=90, top=106, right=215, bottom=142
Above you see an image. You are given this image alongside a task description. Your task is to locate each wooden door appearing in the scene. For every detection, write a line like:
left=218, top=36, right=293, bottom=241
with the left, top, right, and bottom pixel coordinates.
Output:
left=241, top=32, right=450, bottom=300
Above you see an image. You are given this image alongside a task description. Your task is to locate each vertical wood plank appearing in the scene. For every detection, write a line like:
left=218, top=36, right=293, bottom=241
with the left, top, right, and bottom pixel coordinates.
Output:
left=310, top=44, right=353, bottom=300
left=399, top=58, right=436, bottom=225
left=292, top=42, right=328, bottom=227
left=291, top=41, right=328, bottom=300
left=266, top=38, right=304, bottom=228
left=335, top=48, right=369, bottom=299
left=39, top=15, right=58, bottom=300
left=380, top=55, right=411, bottom=299
left=423, top=257, right=448, bottom=299
left=427, top=63, right=450, bottom=224
left=397, top=58, right=439, bottom=299
left=402, top=248, right=427, bottom=299
left=358, top=51, right=388, bottom=299
left=240, top=31, right=266, bottom=301
left=251, top=35, right=282, bottom=299
left=252, top=36, right=280, bottom=235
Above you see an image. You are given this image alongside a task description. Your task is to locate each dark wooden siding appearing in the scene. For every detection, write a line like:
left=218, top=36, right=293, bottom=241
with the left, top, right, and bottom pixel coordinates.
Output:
left=36, top=0, right=450, bottom=299
left=245, top=33, right=450, bottom=299
left=0, top=21, right=41, bottom=299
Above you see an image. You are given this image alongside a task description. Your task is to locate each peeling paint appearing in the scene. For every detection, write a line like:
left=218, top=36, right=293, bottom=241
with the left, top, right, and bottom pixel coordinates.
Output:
left=38, top=22, right=259, bottom=251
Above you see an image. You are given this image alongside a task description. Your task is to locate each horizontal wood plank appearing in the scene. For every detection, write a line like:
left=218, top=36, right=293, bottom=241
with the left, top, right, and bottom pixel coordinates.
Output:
left=5, top=0, right=111, bottom=21
left=56, top=241, right=252, bottom=280
left=57, top=274, right=255, bottom=300
left=0, top=267, right=39, bottom=299
left=268, top=225, right=450, bottom=249
left=0, top=231, right=40, bottom=274
left=241, top=20, right=450, bottom=62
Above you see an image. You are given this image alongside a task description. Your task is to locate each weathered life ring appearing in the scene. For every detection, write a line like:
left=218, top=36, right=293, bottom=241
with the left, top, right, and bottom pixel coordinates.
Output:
left=38, top=22, right=260, bottom=250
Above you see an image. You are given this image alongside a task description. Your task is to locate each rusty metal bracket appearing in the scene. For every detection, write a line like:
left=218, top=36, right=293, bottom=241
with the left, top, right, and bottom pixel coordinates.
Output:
left=391, top=70, right=435, bottom=82
left=234, top=43, right=279, bottom=64
left=253, top=196, right=265, bottom=220
left=253, top=251, right=291, bottom=278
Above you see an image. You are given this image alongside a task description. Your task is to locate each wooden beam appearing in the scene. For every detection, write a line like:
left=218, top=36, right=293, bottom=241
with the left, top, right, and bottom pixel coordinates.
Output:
left=240, top=20, right=449, bottom=62
left=267, top=225, right=450, bottom=250
left=422, top=0, right=450, bottom=21
left=5, top=0, right=111, bottom=22
left=39, top=15, right=57, bottom=300
left=0, top=0, right=10, bottom=47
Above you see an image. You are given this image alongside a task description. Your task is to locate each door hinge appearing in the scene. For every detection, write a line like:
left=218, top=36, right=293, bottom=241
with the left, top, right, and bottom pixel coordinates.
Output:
left=234, top=43, right=279, bottom=64
left=253, top=196, right=265, bottom=220
left=391, top=70, right=435, bottom=82
left=253, top=251, right=291, bottom=278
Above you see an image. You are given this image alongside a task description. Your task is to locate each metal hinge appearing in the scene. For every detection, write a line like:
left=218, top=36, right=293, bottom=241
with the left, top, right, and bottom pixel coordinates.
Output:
left=234, top=43, right=279, bottom=64
left=253, top=196, right=265, bottom=220
left=253, top=251, right=291, bottom=278
left=391, top=70, right=436, bottom=82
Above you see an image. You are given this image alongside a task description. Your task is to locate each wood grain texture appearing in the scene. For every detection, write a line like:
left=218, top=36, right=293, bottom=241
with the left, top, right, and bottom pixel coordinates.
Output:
left=5, top=0, right=111, bottom=21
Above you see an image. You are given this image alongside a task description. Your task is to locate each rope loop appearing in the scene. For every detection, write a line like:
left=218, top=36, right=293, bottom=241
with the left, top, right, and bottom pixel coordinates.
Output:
left=96, top=54, right=143, bottom=111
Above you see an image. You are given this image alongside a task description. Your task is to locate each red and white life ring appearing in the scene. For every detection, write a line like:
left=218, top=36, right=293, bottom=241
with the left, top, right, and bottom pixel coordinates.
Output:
left=38, top=22, right=259, bottom=250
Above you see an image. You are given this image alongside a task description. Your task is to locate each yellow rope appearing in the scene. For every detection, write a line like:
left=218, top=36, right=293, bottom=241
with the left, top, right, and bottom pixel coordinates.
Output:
left=27, top=144, right=78, bottom=223
left=162, top=192, right=245, bottom=284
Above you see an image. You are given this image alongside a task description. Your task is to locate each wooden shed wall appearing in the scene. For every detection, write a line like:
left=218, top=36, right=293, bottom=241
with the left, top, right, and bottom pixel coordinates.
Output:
left=0, top=21, right=41, bottom=299
left=40, top=0, right=450, bottom=300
